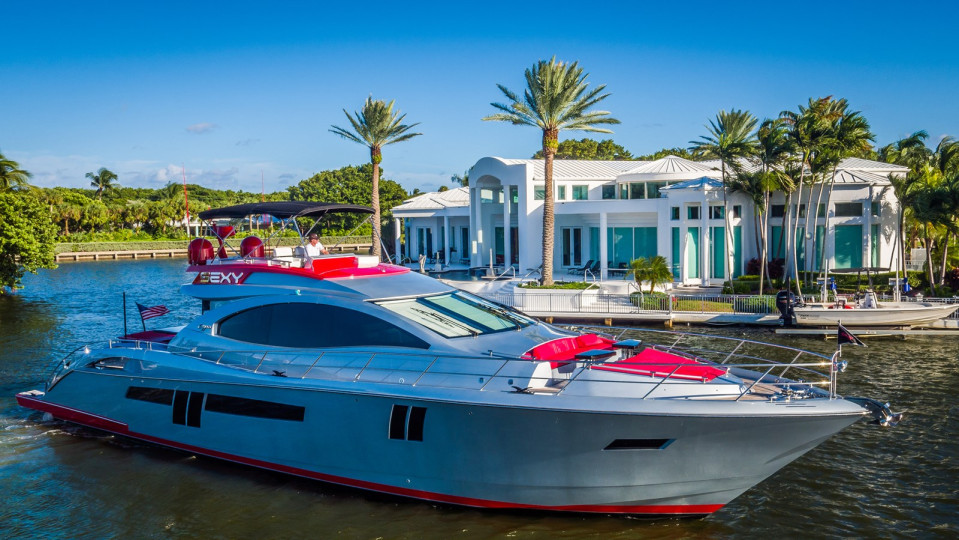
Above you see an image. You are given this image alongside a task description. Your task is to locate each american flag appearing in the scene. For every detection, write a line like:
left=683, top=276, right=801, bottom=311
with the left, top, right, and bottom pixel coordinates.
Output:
left=136, top=302, right=170, bottom=321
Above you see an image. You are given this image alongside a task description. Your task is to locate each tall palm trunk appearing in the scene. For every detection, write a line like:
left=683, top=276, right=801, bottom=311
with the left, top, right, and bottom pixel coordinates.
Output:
left=814, top=169, right=837, bottom=279
left=938, top=236, right=949, bottom=286
left=721, top=161, right=734, bottom=284
left=790, top=157, right=808, bottom=297
left=923, top=232, right=937, bottom=296
left=541, top=128, right=558, bottom=286
left=370, top=146, right=382, bottom=259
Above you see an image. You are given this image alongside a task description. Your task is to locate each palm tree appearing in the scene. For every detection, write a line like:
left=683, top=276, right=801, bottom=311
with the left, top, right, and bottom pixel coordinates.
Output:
left=330, top=97, right=422, bottom=260
left=880, top=131, right=932, bottom=282
left=753, top=119, right=794, bottom=292
left=0, top=150, right=33, bottom=192
left=483, top=57, right=619, bottom=285
left=780, top=98, right=837, bottom=295
left=627, top=256, right=672, bottom=294
left=815, top=103, right=874, bottom=280
left=86, top=167, right=118, bottom=200
left=451, top=169, right=470, bottom=187
left=690, top=109, right=758, bottom=283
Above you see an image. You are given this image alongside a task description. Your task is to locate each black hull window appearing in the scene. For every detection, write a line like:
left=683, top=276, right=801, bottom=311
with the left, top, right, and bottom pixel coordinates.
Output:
left=205, top=394, right=305, bottom=422
left=126, top=387, right=175, bottom=405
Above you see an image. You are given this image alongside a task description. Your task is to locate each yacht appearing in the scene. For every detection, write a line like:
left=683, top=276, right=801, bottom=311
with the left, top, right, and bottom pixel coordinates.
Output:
left=16, top=202, right=901, bottom=516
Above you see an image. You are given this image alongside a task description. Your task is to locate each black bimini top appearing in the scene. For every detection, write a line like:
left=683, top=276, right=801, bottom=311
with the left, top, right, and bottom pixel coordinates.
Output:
left=198, top=201, right=374, bottom=220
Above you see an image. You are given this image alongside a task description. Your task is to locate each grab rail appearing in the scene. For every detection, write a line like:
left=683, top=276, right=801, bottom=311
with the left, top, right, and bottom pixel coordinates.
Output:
left=67, top=327, right=843, bottom=401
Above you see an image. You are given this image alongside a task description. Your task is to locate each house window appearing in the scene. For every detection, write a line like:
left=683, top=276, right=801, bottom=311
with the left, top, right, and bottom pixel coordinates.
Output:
left=572, top=185, right=588, bottom=200
left=629, top=183, right=645, bottom=199
left=670, top=207, right=680, bottom=221
left=733, top=205, right=741, bottom=218
left=687, top=205, right=700, bottom=220
left=602, top=185, right=616, bottom=199
left=796, top=204, right=806, bottom=218
left=871, top=201, right=880, bottom=217
left=619, top=184, right=628, bottom=200
left=709, top=206, right=725, bottom=219
left=510, top=185, right=518, bottom=204
left=771, top=205, right=785, bottom=218
left=647, top=181, right=667, bottom=199
left=480, top=189, right=494, bottom=203
left=534, top=186, right=545, bottom=200
left=835, top=202, right=864, bottom=217
left=557, top=185, right=567, bottom=200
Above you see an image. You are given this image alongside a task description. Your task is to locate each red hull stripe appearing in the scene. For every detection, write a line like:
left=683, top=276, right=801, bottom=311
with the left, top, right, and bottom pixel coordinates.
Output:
left=15, top=393, right=722, bottom=515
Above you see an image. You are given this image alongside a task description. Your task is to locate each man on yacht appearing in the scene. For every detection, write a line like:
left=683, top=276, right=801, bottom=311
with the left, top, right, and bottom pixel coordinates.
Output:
left=305, top=233, right=329, bottom=257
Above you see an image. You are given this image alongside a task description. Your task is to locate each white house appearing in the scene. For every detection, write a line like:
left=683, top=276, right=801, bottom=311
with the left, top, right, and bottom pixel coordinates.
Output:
left=390, top=187, right=470, bottom=264
left=393, top=155, right=908, bottom=285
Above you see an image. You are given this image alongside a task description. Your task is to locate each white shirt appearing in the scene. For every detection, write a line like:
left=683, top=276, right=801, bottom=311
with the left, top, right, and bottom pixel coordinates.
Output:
left=305, top=240, right=325, bottom=257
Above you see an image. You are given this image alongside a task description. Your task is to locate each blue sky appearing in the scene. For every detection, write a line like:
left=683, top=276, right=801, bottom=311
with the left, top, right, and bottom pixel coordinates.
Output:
left=4, top=1, right=957, bottom=194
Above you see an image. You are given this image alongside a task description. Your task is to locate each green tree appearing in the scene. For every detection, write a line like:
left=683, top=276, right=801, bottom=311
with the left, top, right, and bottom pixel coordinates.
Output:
left=0, top=150, right=33, bottom=192
left=532, top=138, right=632, bottom=160
left=483, top=57, right=619, bottom=285
left=288, top=164, right=409, bottom=237
left=814, top=101, right=874, bottom=280
left=635, top=147, right=696, bottom=161
left=330, top=97, right=422, bottom=259
left=690, top=109, right=758, bottom=282
left=86, top=167, right=119, bottom=200
left=451, top=169, right=470, bottom=187
left=0, top=192, right=58, bottom=292
left=753, top=119, right=795, bottom=292
left=627, top=255, right=672, bottom=294
left=779, top=97, right=838, bottom=295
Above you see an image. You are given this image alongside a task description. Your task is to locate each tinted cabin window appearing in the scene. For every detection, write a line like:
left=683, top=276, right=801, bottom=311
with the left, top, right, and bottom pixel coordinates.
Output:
left=217, top=303, right=429, bottom=349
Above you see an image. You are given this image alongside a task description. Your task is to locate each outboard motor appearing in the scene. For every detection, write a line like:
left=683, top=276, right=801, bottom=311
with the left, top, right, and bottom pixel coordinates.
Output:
left=776, top=289, right=797, bottom=327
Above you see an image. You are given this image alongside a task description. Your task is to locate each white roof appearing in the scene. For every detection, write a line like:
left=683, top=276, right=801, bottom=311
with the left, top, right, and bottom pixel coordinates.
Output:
left=392, top=187, right=469, bottom=211
left=618, top=155, right=721, bottom=181
left=831, top=169, right=892, bottom=186
left=496, top=158, right=642, bottom=180
left=837, top=157, right=909, bottom=173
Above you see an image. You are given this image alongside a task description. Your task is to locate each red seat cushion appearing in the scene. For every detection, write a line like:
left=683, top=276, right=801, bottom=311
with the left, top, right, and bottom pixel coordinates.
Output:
left=526, top=334, right=616, bottom=368
left=595, top=348, right=725, bottom=381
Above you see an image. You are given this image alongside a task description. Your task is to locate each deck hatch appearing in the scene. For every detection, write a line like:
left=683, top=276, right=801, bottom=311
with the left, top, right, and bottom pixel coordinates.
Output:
left=125, top=386, right=174, bottom=405
left=204, top=394, right=305, bottom=421
left=604, top=438, right=673, bottom=450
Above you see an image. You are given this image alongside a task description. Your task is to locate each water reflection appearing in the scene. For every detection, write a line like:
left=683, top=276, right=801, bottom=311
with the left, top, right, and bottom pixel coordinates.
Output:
left=0, top=260, right=956, bottom=537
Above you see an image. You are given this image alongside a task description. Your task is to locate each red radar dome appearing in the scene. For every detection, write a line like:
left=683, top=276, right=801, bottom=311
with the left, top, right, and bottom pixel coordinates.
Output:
left=240, top=236, right=265, bottom=258
left=188, top=238, right=215, bottom=265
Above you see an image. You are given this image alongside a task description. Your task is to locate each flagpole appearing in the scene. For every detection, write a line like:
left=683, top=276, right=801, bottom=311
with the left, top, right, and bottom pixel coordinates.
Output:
left=141, top=303, right=147, bottom=332
left=123, top=292, right=128, bottom=337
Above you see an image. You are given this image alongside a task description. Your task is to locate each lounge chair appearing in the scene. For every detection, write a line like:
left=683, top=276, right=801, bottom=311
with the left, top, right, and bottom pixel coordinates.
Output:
left=567, top=259, right=595, bottom=274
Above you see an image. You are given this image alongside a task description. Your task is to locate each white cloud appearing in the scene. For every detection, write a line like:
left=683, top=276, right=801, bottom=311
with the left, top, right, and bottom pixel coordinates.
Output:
left=186, top=122, right=218, bottom=134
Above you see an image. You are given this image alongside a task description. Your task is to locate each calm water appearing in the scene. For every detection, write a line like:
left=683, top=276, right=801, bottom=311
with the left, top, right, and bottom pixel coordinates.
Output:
left=1, top=260, right=956, bottom=539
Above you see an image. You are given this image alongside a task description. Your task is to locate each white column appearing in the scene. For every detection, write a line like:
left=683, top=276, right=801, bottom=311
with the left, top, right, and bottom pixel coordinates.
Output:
left=475, top=189, right=484, bottom=266
left=701, top=203, right=708, bottom=286
left=394, top=218, right=402, bottom=263
left=503, top=187, right=512, bottom=268
left=599, top=212, right=608, bottom=281
left=443, top=214, right=451, bottom=266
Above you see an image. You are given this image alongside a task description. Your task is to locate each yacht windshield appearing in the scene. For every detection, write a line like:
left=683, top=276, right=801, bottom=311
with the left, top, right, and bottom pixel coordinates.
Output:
left=376, top=291, right=534, bottom=338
